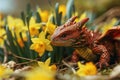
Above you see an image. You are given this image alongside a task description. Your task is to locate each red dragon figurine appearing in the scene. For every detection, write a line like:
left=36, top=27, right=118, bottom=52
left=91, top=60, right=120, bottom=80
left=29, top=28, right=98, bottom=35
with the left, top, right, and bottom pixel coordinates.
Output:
left=51, top=16, right=120, bottom=68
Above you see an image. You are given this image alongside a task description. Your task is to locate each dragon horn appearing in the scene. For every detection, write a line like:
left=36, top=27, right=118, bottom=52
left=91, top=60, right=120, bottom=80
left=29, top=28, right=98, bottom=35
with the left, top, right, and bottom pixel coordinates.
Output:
left=65, top=16, right=78, bottom=25
left=77, top=18, right=89, bottom=29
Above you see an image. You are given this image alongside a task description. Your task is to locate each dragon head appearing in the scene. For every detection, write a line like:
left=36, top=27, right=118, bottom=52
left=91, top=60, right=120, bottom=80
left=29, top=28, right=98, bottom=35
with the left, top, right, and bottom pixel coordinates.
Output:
left=51, top=16, right=89, bottom=46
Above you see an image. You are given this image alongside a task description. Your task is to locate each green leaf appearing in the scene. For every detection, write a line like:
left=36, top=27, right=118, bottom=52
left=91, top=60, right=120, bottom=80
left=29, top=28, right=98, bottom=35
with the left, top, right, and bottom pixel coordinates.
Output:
left=55, top=3, right=59, bottom=25
left=36, top=12, right=41, bottom=23
left=21, top=12, right=26, bottom=25
left=26, top=32, right=33, bottom=59
left=26, top=4, right=32, bottom=16
left=49, top=14, right=55, bottom=25
left=66, top=0, right=74, bottom=18
left=40, top=51, right=49, bottom=62
left=14, top=33, right=25, bottom=57
left=50, top=46, right=63, bottom=63
left=0, top=48, right=4, bottom=62
left=26, top=16, right=30, bottom=27
left=6, top=26, right=17, bottom=54
left=55, top=3, right=62, bottom=26
left=58, top=12, right=62, bottom=25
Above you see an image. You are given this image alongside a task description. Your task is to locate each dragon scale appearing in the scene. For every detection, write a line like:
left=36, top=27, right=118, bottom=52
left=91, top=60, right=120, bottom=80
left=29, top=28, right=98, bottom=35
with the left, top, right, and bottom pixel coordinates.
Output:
left=76, top=48, right=97, bottom=61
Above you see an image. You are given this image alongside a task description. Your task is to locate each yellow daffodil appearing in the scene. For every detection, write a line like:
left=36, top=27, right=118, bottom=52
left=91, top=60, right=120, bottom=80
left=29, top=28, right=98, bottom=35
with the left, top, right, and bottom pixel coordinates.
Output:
left=7, top=16, right=24, bottom=36
left=30, top=31, right=53, bottom=56
left=17, top=38, right=24, bottom=48
left=37, top=8, right=49, bottom=22
left=59, top=4, right=66, bottom=17
left=29, top=17, right=41, bottom=36
left=46, top=20, right=56, bottom=35
left=101, top=18, right=117, bottom=34
left=38, top=58, right=57, bottom=72
left=24, top=17, right=42, bottom=37
left=0, top=16, right=6, bottom=46
left=17, top=32, right=27, bottom=47
left=41, top=15, right=56, bottom=40
left=25, top=58, right=56, bottom=80
left=22, top=17, right=42, bottom=37
left=0, top=18, right=4, bottom=28
left=76, top=62, right=97, bottom=76
left=0, top=28, right=6, bottom=46
left=0, top=64, right=13, bottom=78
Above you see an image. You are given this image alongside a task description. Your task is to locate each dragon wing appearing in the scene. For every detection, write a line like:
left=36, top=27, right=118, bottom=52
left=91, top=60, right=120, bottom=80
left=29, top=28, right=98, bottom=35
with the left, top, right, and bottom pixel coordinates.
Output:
left=99, top=26, right=120, bottom=40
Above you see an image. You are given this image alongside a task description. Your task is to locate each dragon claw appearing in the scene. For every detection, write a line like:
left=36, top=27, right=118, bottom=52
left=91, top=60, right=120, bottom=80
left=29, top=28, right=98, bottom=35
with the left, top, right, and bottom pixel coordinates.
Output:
left=96, top=60, right=109, bottom=69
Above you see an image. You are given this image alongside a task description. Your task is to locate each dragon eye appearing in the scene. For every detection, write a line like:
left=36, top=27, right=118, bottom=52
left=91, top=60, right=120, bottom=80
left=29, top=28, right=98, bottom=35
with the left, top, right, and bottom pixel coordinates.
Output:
left=61, top=34, right=67, bottom=38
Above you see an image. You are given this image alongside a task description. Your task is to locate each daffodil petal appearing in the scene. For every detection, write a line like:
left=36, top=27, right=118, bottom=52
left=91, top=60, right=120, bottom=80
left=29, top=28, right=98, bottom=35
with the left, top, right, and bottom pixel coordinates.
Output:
left=29, top=17, right=36, bottom=26
left=39, top=31, right=46, bottom=39
left=31, top=38, right=40, bottom=43
left=45, top=45, right=53, bottom=51
left=45, top=58, right=51, bottom=66
left=30, top=44, right=36, bottom=50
